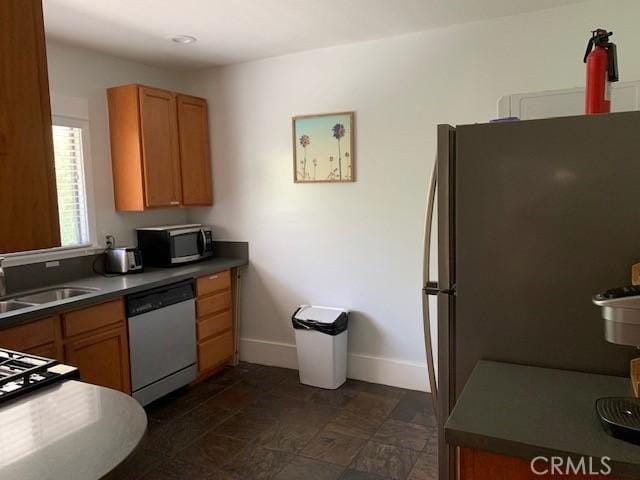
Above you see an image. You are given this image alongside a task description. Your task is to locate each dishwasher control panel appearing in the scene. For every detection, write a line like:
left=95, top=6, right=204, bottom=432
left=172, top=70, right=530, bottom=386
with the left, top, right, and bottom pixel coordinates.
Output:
left=126, top=280, right=195, bottom=317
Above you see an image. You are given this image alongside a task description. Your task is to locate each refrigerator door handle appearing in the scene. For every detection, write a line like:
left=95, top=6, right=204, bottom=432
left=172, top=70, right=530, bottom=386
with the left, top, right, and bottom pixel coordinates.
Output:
left=423, top=281, right=456, bottom=296
left=422, top=157, right=440, bottom=420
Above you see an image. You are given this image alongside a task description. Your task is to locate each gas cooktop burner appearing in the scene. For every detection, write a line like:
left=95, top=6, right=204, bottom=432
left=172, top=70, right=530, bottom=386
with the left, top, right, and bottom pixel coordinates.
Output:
left=0, top=348, right=79, bottom=404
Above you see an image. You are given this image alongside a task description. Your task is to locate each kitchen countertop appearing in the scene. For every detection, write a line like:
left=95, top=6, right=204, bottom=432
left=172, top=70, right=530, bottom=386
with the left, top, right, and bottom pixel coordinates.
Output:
left=0, top=257, right=247, bottom=328
left=445, top=361, right=640, bottom=478
left=0, top=379, right=146, bottom=480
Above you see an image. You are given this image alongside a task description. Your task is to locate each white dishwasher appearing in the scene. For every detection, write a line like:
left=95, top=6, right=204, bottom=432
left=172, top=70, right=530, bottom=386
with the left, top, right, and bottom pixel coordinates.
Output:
left=126, top=279, right=197, bottom=406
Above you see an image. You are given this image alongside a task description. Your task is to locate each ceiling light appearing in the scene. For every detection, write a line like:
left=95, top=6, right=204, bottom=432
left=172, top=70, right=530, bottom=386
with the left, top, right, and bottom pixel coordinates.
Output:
left=171, top=35, right=197, bottom=45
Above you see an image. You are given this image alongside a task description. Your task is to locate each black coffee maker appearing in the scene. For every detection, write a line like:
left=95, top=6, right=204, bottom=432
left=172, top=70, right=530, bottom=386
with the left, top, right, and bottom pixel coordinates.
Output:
left=593, top=286, right=640, bottom=444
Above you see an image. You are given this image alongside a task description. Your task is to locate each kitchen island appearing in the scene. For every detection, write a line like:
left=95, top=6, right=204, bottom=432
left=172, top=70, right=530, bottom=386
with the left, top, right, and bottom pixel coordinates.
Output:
left=446, top=361, right=640, bottom=479
left=0, top=380, right=146, bottom=480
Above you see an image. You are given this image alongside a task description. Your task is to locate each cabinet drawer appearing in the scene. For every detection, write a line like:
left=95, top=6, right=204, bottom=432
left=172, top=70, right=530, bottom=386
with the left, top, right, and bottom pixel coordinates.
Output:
left=197, top=331, right=233, bottom=372
left=62, top=299, right=125, bottom=339
left=28, top=343, right=59, bottom=360
left=197, top=291, right=231, bottom=318
left=196, top=270, right=231, bottom=296
left=197, top=310, right=232, bottom=341
left=0, top=316, right=57, bottom=351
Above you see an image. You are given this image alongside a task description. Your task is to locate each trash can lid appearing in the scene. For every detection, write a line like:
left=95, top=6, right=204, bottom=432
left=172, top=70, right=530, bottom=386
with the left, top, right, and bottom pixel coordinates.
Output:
left=292, top=305, right=349, bottom=336
left=293, top=305, right=348, bottom=324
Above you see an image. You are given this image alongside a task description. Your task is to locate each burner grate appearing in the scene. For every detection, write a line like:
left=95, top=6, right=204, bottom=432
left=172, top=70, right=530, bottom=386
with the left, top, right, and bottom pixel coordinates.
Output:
left=0, top=348, right=78, bottom=404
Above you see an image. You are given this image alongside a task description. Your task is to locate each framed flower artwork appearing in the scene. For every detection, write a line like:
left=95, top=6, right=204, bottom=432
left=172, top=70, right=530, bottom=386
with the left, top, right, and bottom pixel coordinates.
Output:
left=292, top=111, right=355, bottom=183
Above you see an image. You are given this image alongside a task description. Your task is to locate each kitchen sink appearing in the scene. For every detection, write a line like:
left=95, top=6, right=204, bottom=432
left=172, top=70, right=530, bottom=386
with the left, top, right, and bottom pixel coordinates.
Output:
left=15, top=287, right=99, bottom=304
left=0, top=301, right=36, bottom=313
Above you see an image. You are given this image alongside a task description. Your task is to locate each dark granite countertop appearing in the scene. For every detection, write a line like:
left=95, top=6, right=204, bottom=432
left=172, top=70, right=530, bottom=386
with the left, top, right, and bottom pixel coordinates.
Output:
left=0, top=256, right=247, bottom=328
left=445, top=361, right=640, bottom=479
left=0, top=380, right=146, bottom=480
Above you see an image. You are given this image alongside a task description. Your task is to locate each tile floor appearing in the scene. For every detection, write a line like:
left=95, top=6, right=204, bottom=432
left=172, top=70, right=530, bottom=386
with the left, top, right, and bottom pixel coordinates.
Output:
left=120, top=363, right=438, bottom=480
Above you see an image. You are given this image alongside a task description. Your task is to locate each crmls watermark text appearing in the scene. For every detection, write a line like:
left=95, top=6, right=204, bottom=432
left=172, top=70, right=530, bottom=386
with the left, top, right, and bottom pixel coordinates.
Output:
left=530, top=456, right=612, bottom=476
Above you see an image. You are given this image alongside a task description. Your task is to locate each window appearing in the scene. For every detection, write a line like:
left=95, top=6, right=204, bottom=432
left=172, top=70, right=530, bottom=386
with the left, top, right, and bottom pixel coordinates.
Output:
left=52, top=121, right=90, bottom=247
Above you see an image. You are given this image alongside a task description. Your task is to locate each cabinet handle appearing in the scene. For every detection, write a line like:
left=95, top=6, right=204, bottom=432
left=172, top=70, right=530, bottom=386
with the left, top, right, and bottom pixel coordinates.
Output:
left=170, top=201, right=180, bottom=205
left=209, top=275, right=218, bottom=280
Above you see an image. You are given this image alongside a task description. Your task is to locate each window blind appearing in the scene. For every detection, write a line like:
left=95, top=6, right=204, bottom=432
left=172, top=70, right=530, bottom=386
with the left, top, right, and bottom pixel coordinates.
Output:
left=52, top=124, right=89, bottom=246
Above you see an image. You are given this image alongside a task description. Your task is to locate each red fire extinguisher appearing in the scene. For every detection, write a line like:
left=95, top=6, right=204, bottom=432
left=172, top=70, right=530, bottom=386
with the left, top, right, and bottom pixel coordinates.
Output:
left=583, top=29, right=619, bottom=114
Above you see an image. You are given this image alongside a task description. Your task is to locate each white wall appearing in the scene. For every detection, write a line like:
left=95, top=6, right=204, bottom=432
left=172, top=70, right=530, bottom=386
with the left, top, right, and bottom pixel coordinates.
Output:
left=45, top=42, right=191, bottom=247
left=184, top=0, right=640, bottom=391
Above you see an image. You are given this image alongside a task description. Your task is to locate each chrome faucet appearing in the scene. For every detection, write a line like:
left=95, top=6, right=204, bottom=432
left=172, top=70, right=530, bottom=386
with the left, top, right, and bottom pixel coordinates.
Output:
left=0, top=257, right=6, bottom=298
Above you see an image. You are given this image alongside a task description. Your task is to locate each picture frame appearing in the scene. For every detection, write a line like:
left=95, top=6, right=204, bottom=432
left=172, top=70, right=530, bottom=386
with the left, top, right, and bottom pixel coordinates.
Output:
left=292, top=111, right=355, bottom=183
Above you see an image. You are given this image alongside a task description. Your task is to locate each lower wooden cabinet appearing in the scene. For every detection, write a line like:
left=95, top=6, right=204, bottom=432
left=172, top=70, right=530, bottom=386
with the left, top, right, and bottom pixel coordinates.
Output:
left=64, top=326, right=130, bottom=393
left=28, top=342, right=60, bottom=360
left=0, top=315, right=62, bottom=361
left=196, top=290, right=232, bottom=318
left=195, top=270, right=234, bottom=378
left=458, top=447, right=623, bottom=480
left=198, top=330, right=234, bottom=372
left=197, top=309, right=232, bottom=340
left=0, top=274, right=239, bottom=395
left=0, top=299, right=131, bottom=395
left=62, top=299, right=131, bottom=394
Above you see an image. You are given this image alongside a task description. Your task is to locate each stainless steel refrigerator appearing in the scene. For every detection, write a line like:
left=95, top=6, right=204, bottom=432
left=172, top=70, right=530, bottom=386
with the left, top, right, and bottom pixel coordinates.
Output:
left=422, top=111, right=640, bottom=480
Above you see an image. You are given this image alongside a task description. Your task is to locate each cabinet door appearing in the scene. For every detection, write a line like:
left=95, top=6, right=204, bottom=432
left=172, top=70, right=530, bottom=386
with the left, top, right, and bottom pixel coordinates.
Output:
left=0, top=0, right=60, bottom=253
left=177, top=95, right=213, bottom=206
left=0, top=316, right=61, bottom=360
left=64, top=326, right=131, bottom=394
left=28, top=343, right=60, bottom=361
left=138, top=86, right=182, bottom=207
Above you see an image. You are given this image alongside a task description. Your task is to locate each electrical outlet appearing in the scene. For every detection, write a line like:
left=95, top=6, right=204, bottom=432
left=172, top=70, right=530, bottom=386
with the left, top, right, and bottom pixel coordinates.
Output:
left=105, top=235, right=115, bottom=249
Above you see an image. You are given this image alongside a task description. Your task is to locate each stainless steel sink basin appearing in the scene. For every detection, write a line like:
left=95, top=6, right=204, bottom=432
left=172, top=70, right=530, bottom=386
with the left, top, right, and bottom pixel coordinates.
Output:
left=0, top=301, right=36, bottom=313
left=15, top=287, right=98, bottom=304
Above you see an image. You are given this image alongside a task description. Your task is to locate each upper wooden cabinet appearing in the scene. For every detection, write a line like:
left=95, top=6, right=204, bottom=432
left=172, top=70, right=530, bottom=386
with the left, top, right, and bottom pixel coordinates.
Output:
left=139, top=86, right=182, bottom=207
left=177, top=95, right=213, bottom=206
left=0, top=0, right=60, bottom=253
left=107, top=84, right=213, bottom=211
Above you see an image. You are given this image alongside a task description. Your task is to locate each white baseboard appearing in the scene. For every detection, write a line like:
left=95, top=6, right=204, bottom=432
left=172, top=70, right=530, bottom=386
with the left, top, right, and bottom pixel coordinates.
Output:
left=239, top=338, right=299, bottom=369
left=239, top=337, right=430, bottom=392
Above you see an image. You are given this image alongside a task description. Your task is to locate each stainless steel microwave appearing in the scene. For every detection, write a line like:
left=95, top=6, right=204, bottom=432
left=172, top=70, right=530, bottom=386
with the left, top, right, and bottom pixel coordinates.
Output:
left=136, top=224, right=213, bottom=267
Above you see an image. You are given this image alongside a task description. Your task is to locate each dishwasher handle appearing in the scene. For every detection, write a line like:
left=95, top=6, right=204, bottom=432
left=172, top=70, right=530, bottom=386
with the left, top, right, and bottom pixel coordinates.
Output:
left=126, top=279, right=195, bottom=317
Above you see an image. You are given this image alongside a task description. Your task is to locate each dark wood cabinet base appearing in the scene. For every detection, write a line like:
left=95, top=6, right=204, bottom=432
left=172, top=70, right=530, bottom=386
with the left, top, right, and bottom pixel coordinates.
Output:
left=459, top=447, right=622, bottom=480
